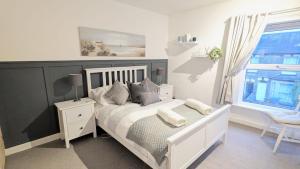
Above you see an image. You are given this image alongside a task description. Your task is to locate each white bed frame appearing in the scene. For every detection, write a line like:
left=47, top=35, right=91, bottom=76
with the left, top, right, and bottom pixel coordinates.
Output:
left=85, top=65, right=231, bottom=169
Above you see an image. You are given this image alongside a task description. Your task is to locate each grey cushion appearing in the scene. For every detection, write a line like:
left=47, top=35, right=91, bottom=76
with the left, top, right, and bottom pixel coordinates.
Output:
left=141, top=78, right=159, bottom=94
left=105, top=81, right=129, bottom=105
left=127, top=81, right=150, bottom=103
left=127, top=78, right=160, bottom=104
left=140, top=92, right=160, bottom=106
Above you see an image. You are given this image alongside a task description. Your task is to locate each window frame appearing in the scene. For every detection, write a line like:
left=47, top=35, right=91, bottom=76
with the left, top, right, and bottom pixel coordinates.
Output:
left=235, top=19, right=300, bottom=111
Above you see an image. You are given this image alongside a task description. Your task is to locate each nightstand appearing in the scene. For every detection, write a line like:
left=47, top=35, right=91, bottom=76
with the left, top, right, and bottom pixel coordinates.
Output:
left=159, top=84, right=174, bottom=101
left=55, top=98, right=96, bottom=148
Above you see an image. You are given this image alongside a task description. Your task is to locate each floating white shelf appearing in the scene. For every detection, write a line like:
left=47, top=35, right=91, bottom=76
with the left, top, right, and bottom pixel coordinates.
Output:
left=191, top=54, right=208, bottom=58
left=177, top=41, right=199, bottom=45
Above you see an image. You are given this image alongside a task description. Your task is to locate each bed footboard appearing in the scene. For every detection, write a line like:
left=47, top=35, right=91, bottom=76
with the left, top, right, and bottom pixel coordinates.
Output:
left=166, top=105, right=231, bottom=169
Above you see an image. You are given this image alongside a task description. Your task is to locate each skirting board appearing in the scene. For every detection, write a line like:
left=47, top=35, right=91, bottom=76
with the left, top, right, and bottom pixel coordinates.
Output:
left=229, top=115, right=265, bottom=130
left=229, top=114, right=280, bottom=134
left=5, top=133, right=60, bottom=156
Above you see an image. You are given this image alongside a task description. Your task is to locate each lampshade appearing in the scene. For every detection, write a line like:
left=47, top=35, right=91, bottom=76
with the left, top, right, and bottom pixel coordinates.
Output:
left=156, top=67, right=164, bottom=76
left=69, top=74, right=82, bottom=87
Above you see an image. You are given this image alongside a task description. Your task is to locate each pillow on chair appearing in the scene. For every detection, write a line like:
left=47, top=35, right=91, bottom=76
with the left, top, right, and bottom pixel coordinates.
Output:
left=267, top=112, right=300, bottom=125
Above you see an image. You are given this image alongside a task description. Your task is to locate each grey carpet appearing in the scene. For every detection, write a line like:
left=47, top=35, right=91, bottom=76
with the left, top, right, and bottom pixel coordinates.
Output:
left=5, top=141, right=87, bottom=169
left=5, top=123, right=300, bottom=169
left=72, top=136, right=150, bottom=169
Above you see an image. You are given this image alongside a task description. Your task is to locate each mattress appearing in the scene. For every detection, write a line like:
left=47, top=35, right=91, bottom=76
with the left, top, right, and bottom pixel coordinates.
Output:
left=94, top=99, right=185, bottom=168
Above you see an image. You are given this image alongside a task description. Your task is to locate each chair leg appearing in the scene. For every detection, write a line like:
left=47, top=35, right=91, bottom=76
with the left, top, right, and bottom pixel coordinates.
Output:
left=261, top=120, right=271, bottom=137
left=221, top=132, right=227, bottom=144
left=273, top=126, right=287, bottom=153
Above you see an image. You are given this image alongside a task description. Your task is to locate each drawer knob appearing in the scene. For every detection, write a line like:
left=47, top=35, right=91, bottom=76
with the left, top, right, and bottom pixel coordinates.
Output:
left=78, top=114, right=82, bottom=117
left=80, top=127, right=83, bottom=130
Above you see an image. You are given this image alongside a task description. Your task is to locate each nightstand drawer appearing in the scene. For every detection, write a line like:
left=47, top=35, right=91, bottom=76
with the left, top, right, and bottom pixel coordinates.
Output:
left=160, top=89, right=170, bottom=96
left=68, top=117, right=95, bottom=140
left=65, top=105, right=93, bottom=123
left=159, top=84, right=173, bottom=101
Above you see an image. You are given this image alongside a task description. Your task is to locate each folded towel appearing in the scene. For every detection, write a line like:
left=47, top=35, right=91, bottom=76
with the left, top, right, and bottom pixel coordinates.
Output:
left=185, top=99, right=212, bottom=115
left=157, top=108, right=187, bottom=127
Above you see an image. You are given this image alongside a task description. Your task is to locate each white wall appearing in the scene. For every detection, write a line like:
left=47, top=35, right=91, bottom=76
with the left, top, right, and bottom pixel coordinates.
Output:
left=0, top=0, right=168, bottom=61
left=168, top=0, right=300, bottom=138
left=168, top=0, right=300, bottom=106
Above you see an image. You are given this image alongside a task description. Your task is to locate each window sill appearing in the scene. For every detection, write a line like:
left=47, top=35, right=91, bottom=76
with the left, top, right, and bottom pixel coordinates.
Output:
left=232, top=102, right=296, bottom=114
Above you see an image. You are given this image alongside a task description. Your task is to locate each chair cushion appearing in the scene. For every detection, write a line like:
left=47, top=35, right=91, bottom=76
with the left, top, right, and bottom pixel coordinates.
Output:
left=266, top=111, right=300, bottom=125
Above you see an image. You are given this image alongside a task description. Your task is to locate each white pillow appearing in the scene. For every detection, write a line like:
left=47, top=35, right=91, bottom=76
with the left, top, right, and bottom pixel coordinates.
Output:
left=91, top=86, right=114, bottom=106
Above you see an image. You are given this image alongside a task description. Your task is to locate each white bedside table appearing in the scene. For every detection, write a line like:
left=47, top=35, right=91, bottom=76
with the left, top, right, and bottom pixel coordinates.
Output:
left=55, top=98, right=96, bottom=148
left=159, top=84, right=174, bottom=101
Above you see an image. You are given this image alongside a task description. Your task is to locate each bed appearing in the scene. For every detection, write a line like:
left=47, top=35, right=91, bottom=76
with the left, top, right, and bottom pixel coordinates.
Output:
left=85, top=66, right=230, bottom=169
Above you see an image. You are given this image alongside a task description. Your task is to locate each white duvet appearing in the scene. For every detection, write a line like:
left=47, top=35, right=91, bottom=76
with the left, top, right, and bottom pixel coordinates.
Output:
left=94, top=99, right=185, bottom=168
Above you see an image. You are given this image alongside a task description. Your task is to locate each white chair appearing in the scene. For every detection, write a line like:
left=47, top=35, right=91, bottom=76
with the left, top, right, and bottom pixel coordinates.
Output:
left=261, top=96, right=300, bottom=153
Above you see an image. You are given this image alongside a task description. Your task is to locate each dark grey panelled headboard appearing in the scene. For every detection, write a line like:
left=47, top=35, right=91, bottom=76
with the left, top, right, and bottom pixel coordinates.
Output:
left=0, top=59, right=167, bottom=148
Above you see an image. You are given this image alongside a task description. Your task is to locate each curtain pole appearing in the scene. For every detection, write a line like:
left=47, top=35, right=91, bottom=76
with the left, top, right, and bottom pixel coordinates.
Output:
left=269, top=7, right=300, bottom=15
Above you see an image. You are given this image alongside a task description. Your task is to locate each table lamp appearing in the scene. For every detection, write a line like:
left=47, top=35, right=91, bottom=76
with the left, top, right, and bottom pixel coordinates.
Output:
left=156, top=67, right=164, bottom=85
left=69, top=74, right=82, bottom=102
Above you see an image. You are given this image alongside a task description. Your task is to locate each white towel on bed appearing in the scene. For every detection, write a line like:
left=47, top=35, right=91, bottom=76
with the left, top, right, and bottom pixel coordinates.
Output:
left=185, top=98, right=212, bottom=115
left=157, top=108, right=186, bottom=127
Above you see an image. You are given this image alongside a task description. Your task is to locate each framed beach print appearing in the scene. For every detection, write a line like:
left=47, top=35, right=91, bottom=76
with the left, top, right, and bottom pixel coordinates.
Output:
left=79, top=27, right=145, bottom=57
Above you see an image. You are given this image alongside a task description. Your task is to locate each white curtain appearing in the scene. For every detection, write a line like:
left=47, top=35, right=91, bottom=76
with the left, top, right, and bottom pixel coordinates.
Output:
left=218, top=13, right=269, bottom=104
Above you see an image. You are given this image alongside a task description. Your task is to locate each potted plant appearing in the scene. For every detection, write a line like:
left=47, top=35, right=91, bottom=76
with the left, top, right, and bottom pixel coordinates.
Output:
left=207, top=47, right=223, bottom=62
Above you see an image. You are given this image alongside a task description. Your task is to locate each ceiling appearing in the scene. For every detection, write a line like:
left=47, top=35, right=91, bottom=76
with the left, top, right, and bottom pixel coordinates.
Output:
left=114, top=0, right=227, bottom=15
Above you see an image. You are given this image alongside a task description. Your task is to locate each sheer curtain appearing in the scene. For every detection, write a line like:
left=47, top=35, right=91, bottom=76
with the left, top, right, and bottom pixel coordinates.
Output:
left=218, top=13, right=269, bottom=104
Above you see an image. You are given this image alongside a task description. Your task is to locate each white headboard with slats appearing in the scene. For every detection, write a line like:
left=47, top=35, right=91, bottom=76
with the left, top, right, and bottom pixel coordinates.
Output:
left=85, top=66, right=147, bottom=97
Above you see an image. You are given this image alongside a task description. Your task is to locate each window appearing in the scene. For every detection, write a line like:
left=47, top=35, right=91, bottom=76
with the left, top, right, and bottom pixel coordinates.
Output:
left=242, top=20, right=300, bottom=110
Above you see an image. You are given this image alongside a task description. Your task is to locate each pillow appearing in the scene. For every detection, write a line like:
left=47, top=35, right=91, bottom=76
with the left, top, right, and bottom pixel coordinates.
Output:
left=140, top=92, right=160, bottom=106
left=105, top=81, right=129, bottom=105
left=127, top=81, right=150, bottom=103
left=141, top=78, right=159, bottom=94
left=91, top=86, right=113, bottom=106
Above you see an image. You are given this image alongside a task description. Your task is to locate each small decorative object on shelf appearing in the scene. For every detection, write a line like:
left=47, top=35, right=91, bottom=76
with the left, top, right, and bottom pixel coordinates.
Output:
left=207, top=47, right=223, bottom=62
left=69, top=74, right=83, bottom=102
left=177, top=33, right=198, bottom=44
